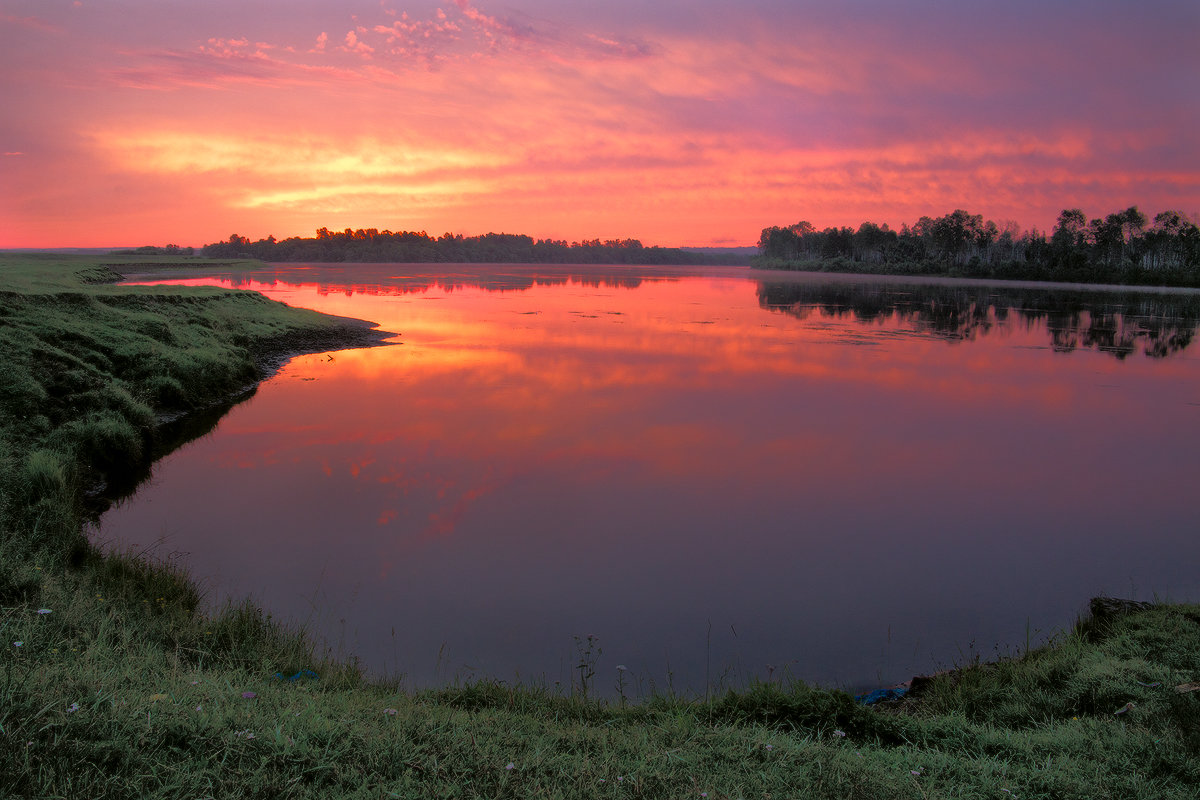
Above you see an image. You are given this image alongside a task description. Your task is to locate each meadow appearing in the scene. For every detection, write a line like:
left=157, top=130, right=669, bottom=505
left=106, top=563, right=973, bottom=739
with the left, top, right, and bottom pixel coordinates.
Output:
left=1, top=254, right=1197, bottom=798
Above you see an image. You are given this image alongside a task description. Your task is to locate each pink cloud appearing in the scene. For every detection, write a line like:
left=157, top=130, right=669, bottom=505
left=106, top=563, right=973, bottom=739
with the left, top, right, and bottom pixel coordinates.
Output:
left=341, top=30, right=375, bottom=57
left=0, top=13, right=61, bottom=33
left=107, top=40, right=371, bottom=90
left=453, top=0, right=509, bottom=34
left=97, top=1, right=657, bottom=95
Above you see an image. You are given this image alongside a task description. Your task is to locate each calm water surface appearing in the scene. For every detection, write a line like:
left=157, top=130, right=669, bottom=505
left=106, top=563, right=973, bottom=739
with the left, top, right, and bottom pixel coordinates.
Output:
left=101, top=264, right=1200, bottom=694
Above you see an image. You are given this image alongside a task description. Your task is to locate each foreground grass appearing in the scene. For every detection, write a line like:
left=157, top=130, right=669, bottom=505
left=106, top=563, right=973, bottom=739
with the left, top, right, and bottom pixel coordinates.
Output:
left=2, top=255, right=1197, bottom=798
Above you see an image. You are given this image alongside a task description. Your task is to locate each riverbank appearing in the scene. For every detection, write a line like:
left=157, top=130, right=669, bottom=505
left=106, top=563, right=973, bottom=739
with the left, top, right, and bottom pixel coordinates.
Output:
left=2, top=255, right=1197, bottom=798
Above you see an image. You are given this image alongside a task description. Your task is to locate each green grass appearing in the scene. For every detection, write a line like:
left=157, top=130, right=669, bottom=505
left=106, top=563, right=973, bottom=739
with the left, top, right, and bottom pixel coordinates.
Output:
left=2, top=254, right=1197, bottom=798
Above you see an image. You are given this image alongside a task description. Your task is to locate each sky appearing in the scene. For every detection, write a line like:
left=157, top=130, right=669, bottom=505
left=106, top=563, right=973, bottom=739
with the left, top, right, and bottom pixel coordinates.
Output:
left=1, top=0, right=1197, bottom=248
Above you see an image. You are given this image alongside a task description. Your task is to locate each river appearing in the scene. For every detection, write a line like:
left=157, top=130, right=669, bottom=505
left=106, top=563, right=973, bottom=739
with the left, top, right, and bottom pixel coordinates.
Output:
left=97, top=263, right=1200, bottom=696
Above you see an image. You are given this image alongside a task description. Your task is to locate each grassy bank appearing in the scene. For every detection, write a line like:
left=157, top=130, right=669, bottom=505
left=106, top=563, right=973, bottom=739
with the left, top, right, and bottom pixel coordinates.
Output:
left=2, top=255, right=1198, bottom=798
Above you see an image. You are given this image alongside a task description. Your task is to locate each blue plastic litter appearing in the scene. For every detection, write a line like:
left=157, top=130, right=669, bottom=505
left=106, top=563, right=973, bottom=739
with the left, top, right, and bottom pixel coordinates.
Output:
left=275, top=669, right=319, bottom=682
left=855, top=687, right=908, bottom=705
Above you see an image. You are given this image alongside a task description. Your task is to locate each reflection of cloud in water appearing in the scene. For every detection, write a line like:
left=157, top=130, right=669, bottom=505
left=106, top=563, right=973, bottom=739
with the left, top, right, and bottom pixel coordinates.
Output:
left=103, top=266, right=1200, bottom=692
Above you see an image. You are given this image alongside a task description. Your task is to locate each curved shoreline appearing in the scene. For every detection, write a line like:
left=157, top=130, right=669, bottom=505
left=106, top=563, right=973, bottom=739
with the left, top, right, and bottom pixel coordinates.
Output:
left=248, top=314, right=398, bottom=381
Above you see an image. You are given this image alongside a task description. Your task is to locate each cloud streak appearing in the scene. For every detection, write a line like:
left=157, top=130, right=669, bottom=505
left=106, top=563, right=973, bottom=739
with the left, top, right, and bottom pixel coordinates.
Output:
left=105, top=1, right=657, bottom=91
left=0, top=13, right=62, bottom=33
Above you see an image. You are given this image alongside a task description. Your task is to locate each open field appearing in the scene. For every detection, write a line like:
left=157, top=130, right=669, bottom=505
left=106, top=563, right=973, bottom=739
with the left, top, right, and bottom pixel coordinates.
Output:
left=1, top=255, right=1198, bottom=798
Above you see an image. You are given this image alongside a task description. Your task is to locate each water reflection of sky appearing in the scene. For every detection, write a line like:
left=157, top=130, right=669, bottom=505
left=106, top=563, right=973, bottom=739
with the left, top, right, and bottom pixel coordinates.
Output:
left=102, top=265, right=1200, bottom=694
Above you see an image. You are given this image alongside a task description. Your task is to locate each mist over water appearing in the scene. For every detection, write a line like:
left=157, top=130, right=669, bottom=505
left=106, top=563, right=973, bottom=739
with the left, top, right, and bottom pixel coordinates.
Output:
left=98, top=264, right=1200, bottom=695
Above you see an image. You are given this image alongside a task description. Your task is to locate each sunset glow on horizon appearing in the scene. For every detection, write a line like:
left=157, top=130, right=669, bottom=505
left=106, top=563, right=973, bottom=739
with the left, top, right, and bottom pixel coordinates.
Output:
left=2, top=0, right=1197, bottom=248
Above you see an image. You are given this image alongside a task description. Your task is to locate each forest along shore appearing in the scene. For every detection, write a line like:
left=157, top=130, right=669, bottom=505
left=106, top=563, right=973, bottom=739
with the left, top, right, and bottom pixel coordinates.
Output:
left=1, top=254, right=1198, bottom=799
left=755, top=206, right=1200, bottom=287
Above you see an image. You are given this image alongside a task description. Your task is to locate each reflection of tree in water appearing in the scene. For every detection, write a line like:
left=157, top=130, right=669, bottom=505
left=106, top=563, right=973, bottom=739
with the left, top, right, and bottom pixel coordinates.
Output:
left=221, top=266, right=654, bottom=296
left=757, top=281, right=1200, bottom=359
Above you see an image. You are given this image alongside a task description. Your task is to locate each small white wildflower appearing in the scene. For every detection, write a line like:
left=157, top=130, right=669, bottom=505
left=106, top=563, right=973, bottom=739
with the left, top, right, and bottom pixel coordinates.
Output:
left=833, top=729, right=846, bottom=738
left=195, top=705, right=202, bottom=711
left=505, top=762, right=515, bottom=770
left=617, top=776, right=624, bottom=782
left=383, top=708, right=398, bottom=716
left=67, top=702, right=80, bottom=713
left=12, top=641, right=22, bottom=647
left=37, top=609, right=52, bottom=615
left=764, top=744, right=774, bottom=751
left=616, top=665, right=627, bottom=671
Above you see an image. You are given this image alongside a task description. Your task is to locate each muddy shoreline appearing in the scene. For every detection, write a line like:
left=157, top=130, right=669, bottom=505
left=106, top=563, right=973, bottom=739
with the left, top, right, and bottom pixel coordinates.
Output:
left=249, top=314, right=398, bottom=382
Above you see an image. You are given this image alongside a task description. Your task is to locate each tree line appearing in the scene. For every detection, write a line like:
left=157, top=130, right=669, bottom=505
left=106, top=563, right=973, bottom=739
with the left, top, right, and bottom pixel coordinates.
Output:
left=756, top=207, right=1200, bottom=286
left=198, top=229, right=749, bottom=265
